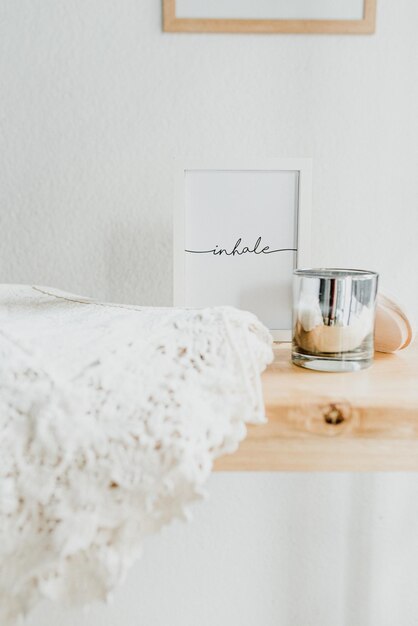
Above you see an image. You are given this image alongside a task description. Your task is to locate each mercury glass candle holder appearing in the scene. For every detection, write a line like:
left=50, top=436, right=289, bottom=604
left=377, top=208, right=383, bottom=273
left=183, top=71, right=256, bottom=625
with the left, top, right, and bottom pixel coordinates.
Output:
left=292, top=268, right=379, bottom=372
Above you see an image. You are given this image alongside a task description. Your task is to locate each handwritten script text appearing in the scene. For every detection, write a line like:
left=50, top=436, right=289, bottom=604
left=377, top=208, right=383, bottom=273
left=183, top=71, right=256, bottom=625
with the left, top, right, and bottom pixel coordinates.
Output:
left=185, top=236, right=296, bottom=257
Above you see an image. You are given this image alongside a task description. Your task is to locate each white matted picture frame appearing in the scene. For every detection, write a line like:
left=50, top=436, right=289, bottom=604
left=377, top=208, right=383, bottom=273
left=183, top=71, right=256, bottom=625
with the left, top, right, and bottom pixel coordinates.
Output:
left=173, top=159, right=312, bottom=340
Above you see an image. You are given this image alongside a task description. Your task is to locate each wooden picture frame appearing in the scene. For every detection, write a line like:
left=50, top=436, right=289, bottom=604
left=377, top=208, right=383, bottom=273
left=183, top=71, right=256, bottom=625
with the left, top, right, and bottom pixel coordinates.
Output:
left=163, top=0, right=376, bottom=35
left=173, top=159, right=312, bottom=341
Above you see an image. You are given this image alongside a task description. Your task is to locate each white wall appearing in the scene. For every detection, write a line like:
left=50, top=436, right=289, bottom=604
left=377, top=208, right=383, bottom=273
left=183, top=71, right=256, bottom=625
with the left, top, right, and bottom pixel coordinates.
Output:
left=27, top=473, right=418, bottom=626
left=1, top=1, right=418, bottom=624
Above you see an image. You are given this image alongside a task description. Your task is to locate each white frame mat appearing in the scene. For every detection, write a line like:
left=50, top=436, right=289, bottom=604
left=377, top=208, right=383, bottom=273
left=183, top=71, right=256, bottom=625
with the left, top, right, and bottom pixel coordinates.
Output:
left=173, top=159, right=312, bottom=340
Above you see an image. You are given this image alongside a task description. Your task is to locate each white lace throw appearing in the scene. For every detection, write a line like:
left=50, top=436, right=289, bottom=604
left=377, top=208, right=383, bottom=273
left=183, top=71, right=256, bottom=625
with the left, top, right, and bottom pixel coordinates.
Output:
left=0, top=285, right=273, bottom=624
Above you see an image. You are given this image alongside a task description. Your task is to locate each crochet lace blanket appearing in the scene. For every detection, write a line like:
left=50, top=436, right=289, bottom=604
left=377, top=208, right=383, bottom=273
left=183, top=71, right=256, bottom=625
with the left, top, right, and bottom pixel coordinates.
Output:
left=0, top=285, right=273, bottom=624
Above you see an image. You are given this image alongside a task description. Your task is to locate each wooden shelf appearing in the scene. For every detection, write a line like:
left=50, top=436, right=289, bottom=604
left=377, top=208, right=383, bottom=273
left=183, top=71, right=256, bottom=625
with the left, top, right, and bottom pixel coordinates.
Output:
left=215, top=341, right=418, bottom=471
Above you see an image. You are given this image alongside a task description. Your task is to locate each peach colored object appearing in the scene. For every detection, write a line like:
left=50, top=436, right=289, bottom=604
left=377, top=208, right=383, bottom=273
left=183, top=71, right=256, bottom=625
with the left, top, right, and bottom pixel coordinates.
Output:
left=375, top=293, right=414, bottom=353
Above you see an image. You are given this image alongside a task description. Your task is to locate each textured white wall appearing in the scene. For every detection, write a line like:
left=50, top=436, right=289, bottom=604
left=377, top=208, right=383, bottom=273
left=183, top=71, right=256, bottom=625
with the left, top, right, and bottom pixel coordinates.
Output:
left=25, top=473, right=418, bottom=626
left=1, top=1, right=418, bottom=625
left=1, top=0, right=418, bottom=315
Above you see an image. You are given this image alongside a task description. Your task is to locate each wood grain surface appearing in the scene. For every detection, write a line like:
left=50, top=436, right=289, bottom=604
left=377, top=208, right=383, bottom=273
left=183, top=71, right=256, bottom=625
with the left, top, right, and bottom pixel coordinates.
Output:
left=215, top=340, right=418, bottom=471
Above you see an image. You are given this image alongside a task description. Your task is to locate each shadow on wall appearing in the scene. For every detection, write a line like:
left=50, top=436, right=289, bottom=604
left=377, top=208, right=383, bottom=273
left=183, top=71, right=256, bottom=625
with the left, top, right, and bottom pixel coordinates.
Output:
left=279, top=474, right=376, bottom=626
left=105, top=214, right=172, bottom=307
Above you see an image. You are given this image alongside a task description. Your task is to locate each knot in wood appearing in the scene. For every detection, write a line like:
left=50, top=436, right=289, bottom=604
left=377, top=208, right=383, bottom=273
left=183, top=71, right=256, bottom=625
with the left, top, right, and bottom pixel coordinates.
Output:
left=289, top=400, right=355, bottom=437
left=323, top=404, right=345, bottom=425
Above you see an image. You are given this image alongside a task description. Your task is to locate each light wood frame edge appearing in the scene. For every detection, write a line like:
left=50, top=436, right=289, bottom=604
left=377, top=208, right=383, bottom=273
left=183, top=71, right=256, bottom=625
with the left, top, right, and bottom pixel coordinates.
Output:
left=163, top=0, right=376, bottom=34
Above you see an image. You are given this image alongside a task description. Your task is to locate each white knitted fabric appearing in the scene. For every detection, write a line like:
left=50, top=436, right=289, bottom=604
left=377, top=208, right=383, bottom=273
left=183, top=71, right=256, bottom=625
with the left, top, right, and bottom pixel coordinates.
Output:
left=0, top=285, right=273, bottom=624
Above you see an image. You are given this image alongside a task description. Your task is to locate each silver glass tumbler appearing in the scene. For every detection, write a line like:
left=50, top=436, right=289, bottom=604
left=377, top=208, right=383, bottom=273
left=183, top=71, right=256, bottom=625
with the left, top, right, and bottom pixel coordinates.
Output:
left=292, top=268, right=379, bottom=372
